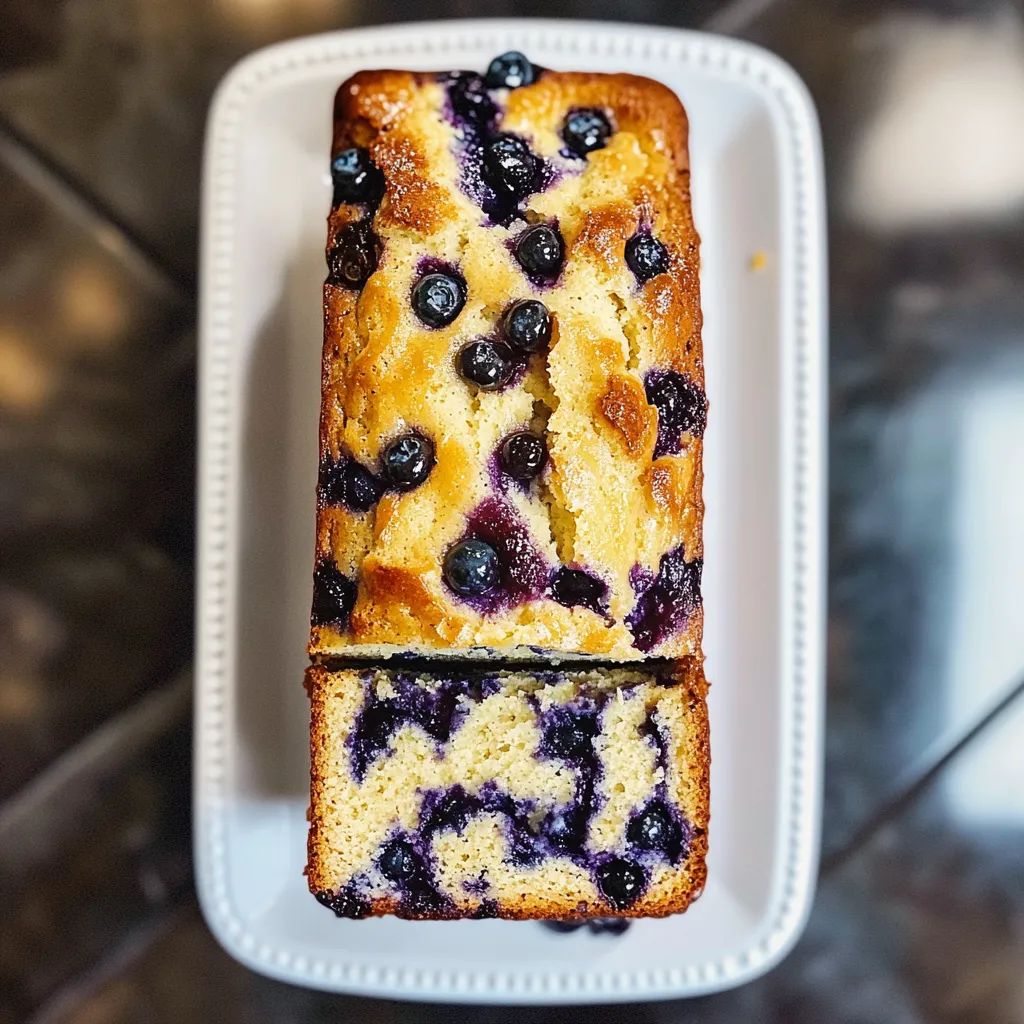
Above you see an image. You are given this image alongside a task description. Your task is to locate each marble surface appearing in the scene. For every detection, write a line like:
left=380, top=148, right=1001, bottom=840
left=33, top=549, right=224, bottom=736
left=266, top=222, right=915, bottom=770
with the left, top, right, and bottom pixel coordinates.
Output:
left=1, top=0, right=1024, bottom=1020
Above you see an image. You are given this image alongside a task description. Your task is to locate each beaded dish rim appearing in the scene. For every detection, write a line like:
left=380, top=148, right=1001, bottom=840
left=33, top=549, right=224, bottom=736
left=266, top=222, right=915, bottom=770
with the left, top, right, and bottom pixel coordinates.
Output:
left=194, top=18, right=827, bottom=1003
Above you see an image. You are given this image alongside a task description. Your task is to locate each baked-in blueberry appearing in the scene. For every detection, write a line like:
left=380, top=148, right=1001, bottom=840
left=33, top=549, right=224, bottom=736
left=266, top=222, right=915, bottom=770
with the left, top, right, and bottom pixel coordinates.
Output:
left=383, top=434, right=434, bottom=491
left=311, top=560, right=357, bottom=627
left=444, top=539, right=501, bottom=596
left=515, top=224, right=564, bottom=280
left=562, top=108, right=613, bottom=156
left=550, top=567, right=608, bottom=615
left=378, top=838, right=420, bottom=882
left=645, top=370, right=708, bottom=458
left=625, top=232, right=670, bottom=282
left=315, top=886, right=370, bottom=919
left=458, top=339, right=515, bottom=391
left=331, top=147, right=384, bottom=206
left=542, top=805, right=587, bottom=850
left=596, top=858, right=648, bottom=909
left=501, top=299, right=552, bottom=353
left=446, top=71, right=499, bottom=126
left=627, top=801, right=681, bottom=853
left=412, top=272, right=467, bottom=328
left=484, top=135, right=537, bottom=196
left=501, top=432, right=547, bottom=480
left=485, top=51, right=535, bottom=90
left=322, top=458, right=385, bottom=512
left=327, top=222, right=377, bottom=289
left=543, top=712, right=598, bottom=760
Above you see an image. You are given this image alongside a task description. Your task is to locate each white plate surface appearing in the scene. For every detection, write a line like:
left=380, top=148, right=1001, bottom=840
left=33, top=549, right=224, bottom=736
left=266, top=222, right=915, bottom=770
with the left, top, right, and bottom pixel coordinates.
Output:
left=195, top=19, right=827, bottom=1004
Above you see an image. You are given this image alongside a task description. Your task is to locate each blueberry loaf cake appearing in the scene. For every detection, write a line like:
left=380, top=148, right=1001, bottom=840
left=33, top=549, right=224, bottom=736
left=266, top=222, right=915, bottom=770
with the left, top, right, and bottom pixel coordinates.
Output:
left=307, top=658, right=709, bottom=920
left=311, top=51, right=706, bottom=662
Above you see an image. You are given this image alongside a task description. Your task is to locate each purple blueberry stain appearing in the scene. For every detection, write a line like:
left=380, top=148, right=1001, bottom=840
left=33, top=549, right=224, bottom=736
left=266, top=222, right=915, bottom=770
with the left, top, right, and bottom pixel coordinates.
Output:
left=348, top=673, right=462, bottom=781
left=644, top=370, right=708, bottom=458
left=626, top=546, right=703, bottom=652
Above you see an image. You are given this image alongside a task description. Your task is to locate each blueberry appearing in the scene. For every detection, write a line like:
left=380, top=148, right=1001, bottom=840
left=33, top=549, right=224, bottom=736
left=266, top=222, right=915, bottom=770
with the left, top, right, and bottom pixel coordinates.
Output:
left=501, top=299, right=552, bottom=353
left=327, top=221, right=377, bottom=289
left=322, top=458, right=384, bottom=511
left=563, top=108, right=613, bottom=156
left=550, top=568, right=608, bottom=614
left=311, top=561, right=357, bottom=627
left=412, top=272, right=467, bottom=328
left=645, top=370, right=707, bottom=457
left=315, top=887, right=370, bottom=919
left=331, top=147, right=384, bottom=206
left=501, top=432, right=547, bottom=480
left=544, top=713, right=597, bottom=760
left=458, top=339, right=515, bottom=391
left=483, top=135, right=538, bottom=197
left=625, top=232, right=670, bottom=282
left=542, top=805, right=587, bottom=850
left=515, top=225, right=564, bottom=280
left=485, top=51, right=535, bottom=90
left=446, top=71, right=498, bottom=126
left=596, top=858, right=648, bottom=909
left=627, top=801, right=681, bottom=852
left=378, top=839, right=420, bottom=882
left=444, top=539, right=501, bottom=596
left=383, top=434, right=434, bottom=491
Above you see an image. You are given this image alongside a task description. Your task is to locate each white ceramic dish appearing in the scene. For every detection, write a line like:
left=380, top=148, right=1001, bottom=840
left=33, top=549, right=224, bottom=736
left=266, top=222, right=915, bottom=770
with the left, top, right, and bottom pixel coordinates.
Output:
left=195, top=19, right=827, bottom=1004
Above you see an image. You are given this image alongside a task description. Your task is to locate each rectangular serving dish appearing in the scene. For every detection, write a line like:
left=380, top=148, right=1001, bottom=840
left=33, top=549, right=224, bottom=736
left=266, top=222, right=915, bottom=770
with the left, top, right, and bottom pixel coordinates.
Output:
left=195, top=19, right=827, bottom=1003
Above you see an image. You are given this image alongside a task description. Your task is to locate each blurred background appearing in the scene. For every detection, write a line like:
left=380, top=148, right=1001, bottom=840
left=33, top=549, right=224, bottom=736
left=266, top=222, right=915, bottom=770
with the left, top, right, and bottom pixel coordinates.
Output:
left=2, top=0, right=1024, bottom=1021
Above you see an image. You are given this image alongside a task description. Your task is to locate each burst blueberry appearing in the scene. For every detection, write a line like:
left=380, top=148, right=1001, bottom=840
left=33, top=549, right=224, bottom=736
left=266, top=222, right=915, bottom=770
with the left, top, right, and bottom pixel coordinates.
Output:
left=412, top=272, right=466, bottom=328
left=515, top=224, right=564, bottom=280
left=543, top=712, right=597, bottom=760
left=596, top=858, right=647, bottom=909
left=330, top=147, right=384, bottom=206
left=310, top=561, right=357, bottom=627
left=383, top=434, right=434, bottom=491
left=327, top=221, right=377, bottom=289
left=485, top=51, right=535, bottom=90
left=542, top=805, right=587, bottom=850
left=378, top=838, right=420, bottom=882
left=550, top=567, right=608, bottom=615
left=501, top=432, right=547, bottom=480
left=484, top=134, right=537, bottom=196
left=645, top=370, right=707, bottom=458
left=627, top=801, right=681, bottom=853
left=322, top=457, right=384, bottom=512
left=444, top=539, right=501, bottom=596
left=625, top=232, right=670, bottom=282
left=562, top=108, right=613, bottom=156
left=458, top=339, right=515, bottom=391
left=501, top=299, right=552, bottom=353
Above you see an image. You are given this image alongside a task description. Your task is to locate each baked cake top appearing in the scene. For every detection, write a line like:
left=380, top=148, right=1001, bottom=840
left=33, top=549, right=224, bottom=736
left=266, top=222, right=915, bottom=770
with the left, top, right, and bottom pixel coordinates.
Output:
left=312, top=53, right=706, bottom=660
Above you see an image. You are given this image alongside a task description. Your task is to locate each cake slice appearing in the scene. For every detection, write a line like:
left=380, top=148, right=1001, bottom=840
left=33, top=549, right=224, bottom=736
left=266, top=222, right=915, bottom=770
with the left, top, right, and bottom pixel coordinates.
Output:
left=310, top=52, right=705, bottom=662
left=307, top=659, right=709, bottom=920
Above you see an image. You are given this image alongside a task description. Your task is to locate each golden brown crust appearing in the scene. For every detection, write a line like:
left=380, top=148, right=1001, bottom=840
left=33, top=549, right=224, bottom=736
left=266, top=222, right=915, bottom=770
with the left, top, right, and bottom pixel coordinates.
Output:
left=307, top=660, right=710, bottom=920
left=312, top=66, right=705, bottom=661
